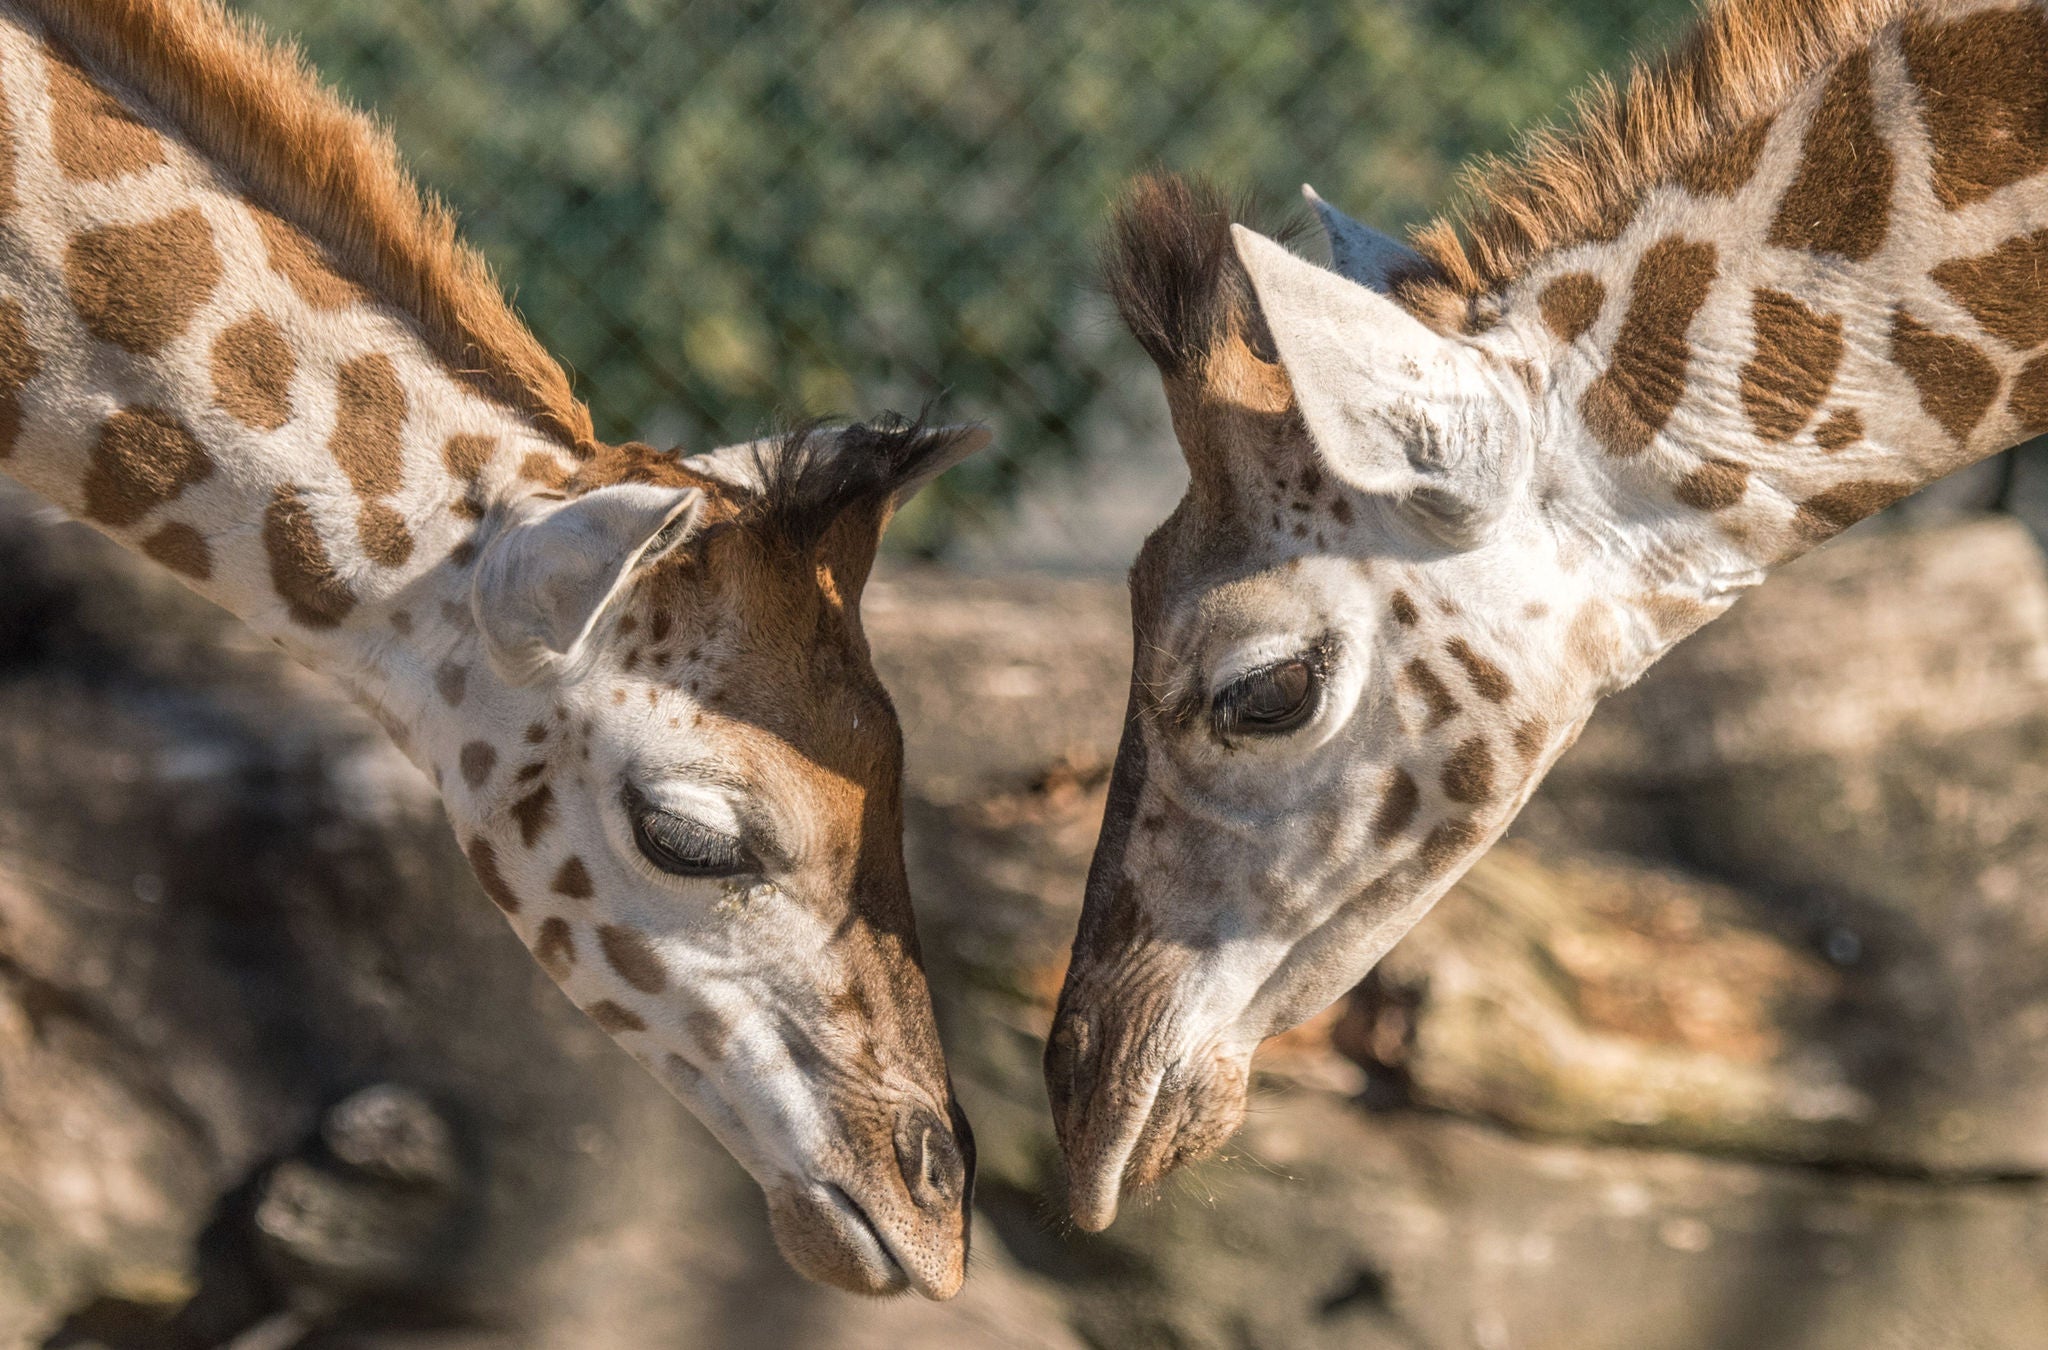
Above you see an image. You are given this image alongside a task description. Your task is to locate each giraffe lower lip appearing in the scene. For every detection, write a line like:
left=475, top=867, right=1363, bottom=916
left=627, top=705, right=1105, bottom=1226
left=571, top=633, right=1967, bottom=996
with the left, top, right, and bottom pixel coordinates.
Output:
left=821, top=1183, right=909, bottom=1291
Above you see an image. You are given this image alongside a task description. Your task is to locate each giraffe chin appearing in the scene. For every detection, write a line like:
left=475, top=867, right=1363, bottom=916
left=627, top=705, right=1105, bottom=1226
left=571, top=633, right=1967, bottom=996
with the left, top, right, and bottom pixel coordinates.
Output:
left=765, top=1179, right=965, bottom=1300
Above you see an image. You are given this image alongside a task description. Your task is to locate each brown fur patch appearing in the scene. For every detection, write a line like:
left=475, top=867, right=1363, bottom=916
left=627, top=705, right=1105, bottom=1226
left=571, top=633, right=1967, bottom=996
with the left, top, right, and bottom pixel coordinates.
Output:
left=1795, top=478, right=1913, bottom=536
left=518, top=450, right=570, bottom=490
left=1675, top=114, right=1773, bottom=196
left=210, top=313, right=294, bottom=429
left=1740, top=289, right=1843, bottom=442
left=357, top=500, right=413, bottom=568
left=464, top=837, right=520, bottom=915
left=434, top=660, right=466, bottom=707
left=46, top=43, right=165, bottom=181
left=551, top=856, right=593, bottom=899
left=1440, top=736, right=1496, bottom=805
left=1902, top=7, right=2048, bottom=212
left=251, top=208, right=361, bottom=309
left=534, top=917, right=575, bottom=980
left=586, top=1000, right=646, bottom=1034
left=1538, top=273, right=1605, bottom=345
left=263, top=484, right=355, bottom=628
left=1674, top=457, right=1751, bottom=511
left=1402, top=658, right=1460, bottom=729
left=1416, top=817, right=1480, bottom=877
left=1580, top=237, right=1717, bottom=456
left=25, top=0, right=591, bottom=446
left=1389, top=590, right=1420, bottom=627
left=1403, top=0, right=1899, bottom=309
left=459, top=741, right=497, bottom=791
left=141, top=521, right=210, bottom=579
left=1445, top=637, right=1514, bottom=702
left=1930, top=229, right=2048, bottom=350
left=1813, top=407, right=1863, bottom=451
left=1371, top=766, right=1420, bottom=844
left=2006, top=352, right=2048, bottom=434
left=1510, top=716, right=1549, bottom=765
left=82, top=406, right=213, bottom=527
left=1642, top=593, right=1716, bottom=641
left=442, top=432, right=495, bottom=489
left=329, top=353, right=406, bottom=499
left=1890, top=307, right=2000, bottom=444
left=64, top=209, right=222, bottom=354
left=512, top=783, right=555, bottom=848
left=1766, top=51, right=1892, bottom=261
left=0, top=299, right=42, bottom=458
left=686, top=1009, right=731, bottom=1062
left=599, top=924, right=667, bottom=994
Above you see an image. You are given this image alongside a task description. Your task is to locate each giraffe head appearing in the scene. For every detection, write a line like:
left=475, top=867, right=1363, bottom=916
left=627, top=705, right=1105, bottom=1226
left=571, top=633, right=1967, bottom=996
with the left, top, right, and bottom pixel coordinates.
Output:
left=436, top=416, right=988, bottom=1296
left=1046, top=176, right=1676, bottom=1229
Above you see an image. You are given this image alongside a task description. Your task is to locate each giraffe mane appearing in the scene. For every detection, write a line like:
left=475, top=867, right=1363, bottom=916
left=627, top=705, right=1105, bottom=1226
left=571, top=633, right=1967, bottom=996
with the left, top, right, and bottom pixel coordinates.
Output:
left=21, top=0, right=594, bottom=451
left=1402, top=0, right=1909, bottom=320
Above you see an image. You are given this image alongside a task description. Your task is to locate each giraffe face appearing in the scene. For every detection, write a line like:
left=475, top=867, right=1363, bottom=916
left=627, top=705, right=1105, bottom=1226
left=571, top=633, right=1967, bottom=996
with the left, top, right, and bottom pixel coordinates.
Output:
left=446, top=422, right=986, bottom=1298
left=1049, top=180, right=1617, bottom=1230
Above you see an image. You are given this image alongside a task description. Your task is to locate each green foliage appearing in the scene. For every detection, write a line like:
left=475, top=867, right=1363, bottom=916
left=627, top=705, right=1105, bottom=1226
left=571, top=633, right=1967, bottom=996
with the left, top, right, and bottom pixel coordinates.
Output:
left=233, top=0, right=1691, bottom=552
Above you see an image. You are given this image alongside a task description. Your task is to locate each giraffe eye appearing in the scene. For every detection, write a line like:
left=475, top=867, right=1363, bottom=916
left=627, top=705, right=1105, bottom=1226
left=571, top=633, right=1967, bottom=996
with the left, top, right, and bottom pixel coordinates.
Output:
left=627, top=789, right=754, bottom=878
left=1214, top=656, right=1322, bottom=739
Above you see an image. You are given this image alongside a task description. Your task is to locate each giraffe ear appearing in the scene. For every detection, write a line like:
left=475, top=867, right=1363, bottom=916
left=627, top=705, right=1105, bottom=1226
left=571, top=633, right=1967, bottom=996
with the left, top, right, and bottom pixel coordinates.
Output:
left=1232, top=224, right=1527, bottom=544
left=472, top=484, right=703, bottom=683
left=1300, top=185, right=1431, bottom=294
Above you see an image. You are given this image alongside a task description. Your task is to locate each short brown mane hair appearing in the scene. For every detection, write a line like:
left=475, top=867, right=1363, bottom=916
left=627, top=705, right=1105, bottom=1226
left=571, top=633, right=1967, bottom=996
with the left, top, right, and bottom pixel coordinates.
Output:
left=28, top=0, right=594, bottom=450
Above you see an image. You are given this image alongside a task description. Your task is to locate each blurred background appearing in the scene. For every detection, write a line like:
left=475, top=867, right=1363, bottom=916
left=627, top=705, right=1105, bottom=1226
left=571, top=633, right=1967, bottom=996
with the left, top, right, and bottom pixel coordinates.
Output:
left=7, top=0, right=2048, bottom=1347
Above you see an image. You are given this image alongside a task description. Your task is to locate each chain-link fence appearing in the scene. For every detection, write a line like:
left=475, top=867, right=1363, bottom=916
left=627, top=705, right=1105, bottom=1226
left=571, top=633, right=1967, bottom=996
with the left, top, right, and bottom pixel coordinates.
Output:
left=228, top=0, right=1694, bottom=551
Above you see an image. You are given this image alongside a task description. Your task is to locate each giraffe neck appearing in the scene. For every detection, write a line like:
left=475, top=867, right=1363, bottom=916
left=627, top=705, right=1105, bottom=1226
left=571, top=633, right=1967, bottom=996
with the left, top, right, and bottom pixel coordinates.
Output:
left=1497, top=0, right=2048, bottom=667
left=0, top=10, right=580, bottom=752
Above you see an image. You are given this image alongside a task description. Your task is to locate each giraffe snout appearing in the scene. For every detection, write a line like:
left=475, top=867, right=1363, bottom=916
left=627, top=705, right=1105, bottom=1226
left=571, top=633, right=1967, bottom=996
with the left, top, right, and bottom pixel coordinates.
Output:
left=893, top=1102, right=970, bottom=1212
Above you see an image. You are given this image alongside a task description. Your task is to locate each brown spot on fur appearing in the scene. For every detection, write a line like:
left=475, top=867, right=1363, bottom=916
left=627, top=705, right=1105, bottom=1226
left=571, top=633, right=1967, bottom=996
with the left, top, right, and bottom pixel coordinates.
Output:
left=82, top=407, right=213, bottom=528
left=1902, top=7, right=2048, bottom=212
left=1445, top=638, right=1514, bottom=702
left=465, top=837, right=520, bottom=915
left=1403, top=658, right=1460, bottom=729
left=2009, top=353, right=2048, bottom=434
left=1890, top=308, right=2000, bottom=445
left=459, top=741, right=497, bottom=790
left=586, top=1000, right=645, bottom=1034
left=0, top=299, right=40, bottom=457
left=1581, top=237, right=1717, bottom=456
left=1643, top=593, right=1716, bottom=641
left=534, top=917, right=575, bottom=980
left=1767, top=51, right=1892, bottom=261
left=357, top=500, right=413, bottom=568
left=551, top=856, right=593, bottom=899
left=1796, top=479, right=1913, bottom=537
left=512, top=784, right=555, bottom=848
left=1931, top=230, right=2048, bottom=350
left=329, top=353, right=406, bottom=500
left=210, top=314, right=295, bottom=430
left=1417, top=817, right=1480, bottom=877
left=435, top=660, right=467, bottom=707
left=442, top=433, right=496, bottom=486
left=1538, top=273, right=1604, bottom=345
left=46, top=46, right=165, bottom=181
left=1814, top=408, right=1863, bottom=452
left=518, top=451, right=571, bottom=490
left=1674, top=458, right=1751, bottom=511
left=1440, top=736, right=1496, bottom=805
left=687, top=1010, right=731, bottom=1061
left=1389, top=590, right=1420, bottom=627
left=141, top=522, right=211, bottom=579
left=389, top=610, right=413, bottom=635
left=1675, top=114, right=1772, bottom=196
left=599, top=924, right=667, bottom=994
left=1371, top=766, right=1420, bottom=844
left=1567, top=601, right=1620, bottom=681
left=1510, top=716, right=1549, bottom=765
left=250, top=208, right=363, bottom=309
left=263, top=485, right=354, bottom=628
left=65, top=209, right=222, bottom=354
left=1740, top=289, right=1843, bottom=442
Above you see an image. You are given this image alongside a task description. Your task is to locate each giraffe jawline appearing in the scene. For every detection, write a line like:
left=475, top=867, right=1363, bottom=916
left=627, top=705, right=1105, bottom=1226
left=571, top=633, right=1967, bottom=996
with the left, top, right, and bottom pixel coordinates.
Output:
left=821, top=1182, right=910, bottom=1290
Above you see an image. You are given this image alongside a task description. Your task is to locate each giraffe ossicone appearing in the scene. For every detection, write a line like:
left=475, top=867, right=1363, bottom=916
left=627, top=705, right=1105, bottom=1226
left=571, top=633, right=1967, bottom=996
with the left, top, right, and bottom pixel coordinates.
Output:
left=0, top=0, right=986, bottom=1297
left=1051, top=0, right=2048, bottom=1231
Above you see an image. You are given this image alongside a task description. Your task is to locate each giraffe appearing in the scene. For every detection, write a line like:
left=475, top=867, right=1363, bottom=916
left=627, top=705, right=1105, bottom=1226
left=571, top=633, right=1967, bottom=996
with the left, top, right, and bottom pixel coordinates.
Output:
left=0, top=0, right=988, bottom=1297
left=1046, top=0, right=2048, bottom=1230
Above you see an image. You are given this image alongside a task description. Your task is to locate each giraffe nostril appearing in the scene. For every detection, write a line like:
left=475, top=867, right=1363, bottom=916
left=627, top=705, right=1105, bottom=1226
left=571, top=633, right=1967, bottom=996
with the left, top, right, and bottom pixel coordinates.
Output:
left=895, top=1106, right=965, bottom=1211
